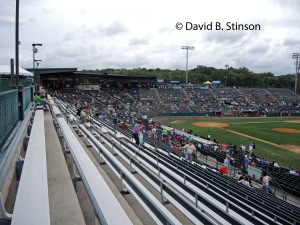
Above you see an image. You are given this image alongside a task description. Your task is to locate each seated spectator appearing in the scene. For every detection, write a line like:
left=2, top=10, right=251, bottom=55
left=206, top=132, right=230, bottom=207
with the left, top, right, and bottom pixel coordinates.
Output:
left=143, top=129, right=148, bottom=137
left=34, top=91, right=51, bottom=111
left=76, top=108, right=82, bottom=116
left=238, top=175, right=251, bottom=188
left=120, top=122, right=129, bottom=131
left=80, top=109, right=87, bottom=122
left=244, top=154, right=250, bottom=166
left=235, top=170, right=242, bottom=180
left=176, top=144, right=183, bottom=152
left=289, top=168, right=300, bottom=176
left=250, top=160, right=256, bottom=167
left=220, top=166, right=228, bottom=176
left=245, top=174, right=253, bottom=187
left=261, top=158, right=267, bottom=165
left=113, top=117, right=118, bottom=125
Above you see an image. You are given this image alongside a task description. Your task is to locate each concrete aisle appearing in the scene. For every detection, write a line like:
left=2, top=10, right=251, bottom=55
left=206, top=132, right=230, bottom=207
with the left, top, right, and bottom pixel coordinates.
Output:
left=44, top=111, right=86, bottom=225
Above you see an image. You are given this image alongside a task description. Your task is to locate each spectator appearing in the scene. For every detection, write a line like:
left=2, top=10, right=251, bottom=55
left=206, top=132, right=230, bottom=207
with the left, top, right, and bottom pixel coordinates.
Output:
left=241, top=144, right=246, bottom=153
left=262, top=171, right=271, bottom=194
left=289, top=168, right=300, bottom=176
left=157, top=126, right=163, bottom=141
left=224, top=154, right=231, bottom=169
left=261, top=158, right=267, bottom=165
left=245, top=174, right=253, bottom=187
left=244, top=154, right=250, bottom=166
left=235, top=170, right=242, bottom=180
left=238, top=175, right=251, bottom=188
left=132, top=120, right=142, bottom=146
left=250, top=160, right=256, bottom=167
left=182, top=141, right=196, bottom=163
left=120, top=122, right=129, bottom=131
left=76, top=107, right=82, bottom=117
left=34, top=91, right=51, bottom=111
left=143, top=129, right=148, bottom=138
left=249, top=143, right=253, bottom=153
left=162, top=128, right=168, bottom=138
left=220, top=166, right=228, bottom=176
left=80, top=109, right=87, bottom=122
left=139, top=132, right=144, bottom=145
left=273, top=161, right=279, bottom=168
left=113, top=117, right=118, bottom=125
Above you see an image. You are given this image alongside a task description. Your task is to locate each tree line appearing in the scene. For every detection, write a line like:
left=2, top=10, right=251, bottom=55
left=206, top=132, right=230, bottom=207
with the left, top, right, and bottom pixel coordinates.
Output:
left=88, top=65, right=296, bottom=90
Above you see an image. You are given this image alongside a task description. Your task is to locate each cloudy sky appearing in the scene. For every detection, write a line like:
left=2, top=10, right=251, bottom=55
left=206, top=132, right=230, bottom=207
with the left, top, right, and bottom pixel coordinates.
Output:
left=1, top=0, right=299, bottom=75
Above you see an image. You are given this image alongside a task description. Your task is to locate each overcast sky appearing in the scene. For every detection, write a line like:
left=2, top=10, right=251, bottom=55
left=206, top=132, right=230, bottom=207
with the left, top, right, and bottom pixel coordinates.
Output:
left=1, top=0, right=299, bottom=75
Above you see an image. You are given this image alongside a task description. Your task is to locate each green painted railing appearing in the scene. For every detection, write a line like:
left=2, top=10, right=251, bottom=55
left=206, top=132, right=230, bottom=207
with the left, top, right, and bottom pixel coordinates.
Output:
left=23, top=86, right=33, bottom=112
left=0, top=86, right=34, bottom=152
left=0, top=90, right=19, bottom=151
left=0, top=79, right=32, bottom=92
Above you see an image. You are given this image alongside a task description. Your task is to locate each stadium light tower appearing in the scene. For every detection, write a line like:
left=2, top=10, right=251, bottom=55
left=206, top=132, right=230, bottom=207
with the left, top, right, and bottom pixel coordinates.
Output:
left=292, top=53, right=300, bottom=94
left=225, top=64, right=229, bottom=87
left=15, top=0, right=20, bottom=86
left=181, top=46, right=194, bottom=83
left=32, top=43, right=42, bottom=87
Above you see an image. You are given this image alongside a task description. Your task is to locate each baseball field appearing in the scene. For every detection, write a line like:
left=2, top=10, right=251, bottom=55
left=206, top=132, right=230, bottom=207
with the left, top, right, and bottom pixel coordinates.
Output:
left=155, top=116, right=300, bottom=168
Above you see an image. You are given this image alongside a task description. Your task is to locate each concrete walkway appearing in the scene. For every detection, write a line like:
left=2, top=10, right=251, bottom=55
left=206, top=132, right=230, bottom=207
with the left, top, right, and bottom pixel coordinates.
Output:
left=44, top=111, right=86, bottom=225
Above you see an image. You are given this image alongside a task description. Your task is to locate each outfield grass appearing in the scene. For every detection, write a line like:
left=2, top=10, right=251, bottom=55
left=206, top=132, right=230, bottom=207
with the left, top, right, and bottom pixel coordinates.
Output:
left=161, top=117, right=300, bottom=168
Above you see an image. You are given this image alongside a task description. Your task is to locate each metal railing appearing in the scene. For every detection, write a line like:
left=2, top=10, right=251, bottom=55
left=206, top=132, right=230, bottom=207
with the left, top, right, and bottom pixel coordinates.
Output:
left=0, top=90, right=19, bottom=152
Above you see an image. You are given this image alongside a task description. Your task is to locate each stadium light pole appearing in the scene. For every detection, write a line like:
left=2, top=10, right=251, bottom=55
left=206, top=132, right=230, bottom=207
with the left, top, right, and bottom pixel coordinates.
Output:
left=32, top=43, right=42, bottom=88
left=292, top=53, right=300, bottom=94
left=34, top=59, right=42, bottom=86
left=181, top=46, right=194, bottom=83
left=15, top=0, right=20, bottom=86
left=225, top=64, right=229, bottom=87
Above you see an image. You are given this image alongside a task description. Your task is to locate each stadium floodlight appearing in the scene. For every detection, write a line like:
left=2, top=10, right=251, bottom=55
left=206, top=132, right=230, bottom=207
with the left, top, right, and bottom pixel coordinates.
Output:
left=181, top=46, right=194, bottom=83
left=292, top=53, right=300, bottom=94
left=32, top=43, right=42, bottom=87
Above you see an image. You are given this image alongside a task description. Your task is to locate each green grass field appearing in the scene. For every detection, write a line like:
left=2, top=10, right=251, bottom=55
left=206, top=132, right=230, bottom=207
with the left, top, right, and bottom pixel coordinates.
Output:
left=159, top=117, right=300, bottom=168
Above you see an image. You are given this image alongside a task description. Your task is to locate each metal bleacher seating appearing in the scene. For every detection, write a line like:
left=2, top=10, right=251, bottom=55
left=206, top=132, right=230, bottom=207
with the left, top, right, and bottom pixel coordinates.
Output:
left=55, top=116, right=136, bottom=225
left=54, top=97, right=300, bottom=225
left=93, top=115, right=300, bottom=225
left=10, top=109, right=50, bottom=225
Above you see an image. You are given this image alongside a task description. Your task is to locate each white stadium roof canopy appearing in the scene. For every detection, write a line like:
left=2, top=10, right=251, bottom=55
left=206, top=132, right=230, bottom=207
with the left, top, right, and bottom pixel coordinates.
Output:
left=0, top=65, right=33, bottom=76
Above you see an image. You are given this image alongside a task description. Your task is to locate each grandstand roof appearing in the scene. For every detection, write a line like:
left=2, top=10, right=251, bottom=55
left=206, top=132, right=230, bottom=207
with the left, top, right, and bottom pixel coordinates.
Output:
left=25, top=68, right=157, bottom=78
left=74, top=71, right=157, bottom=78
left=25, top=68, right=77, bottom=74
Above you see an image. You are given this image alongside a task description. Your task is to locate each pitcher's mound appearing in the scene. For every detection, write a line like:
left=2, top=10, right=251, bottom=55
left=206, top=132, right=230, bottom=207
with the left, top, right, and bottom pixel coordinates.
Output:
left=193, top=122, right=229, bottom=128
left=273, top=128, right=300, bottom=133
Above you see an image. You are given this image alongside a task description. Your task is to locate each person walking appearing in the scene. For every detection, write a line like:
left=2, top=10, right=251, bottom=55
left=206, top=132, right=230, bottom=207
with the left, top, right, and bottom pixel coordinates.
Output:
left=262, top=171, right=271, bottom=194
left=182, top=141, right=196, bottom=163
left=132, top=120, right=142, bottom=146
